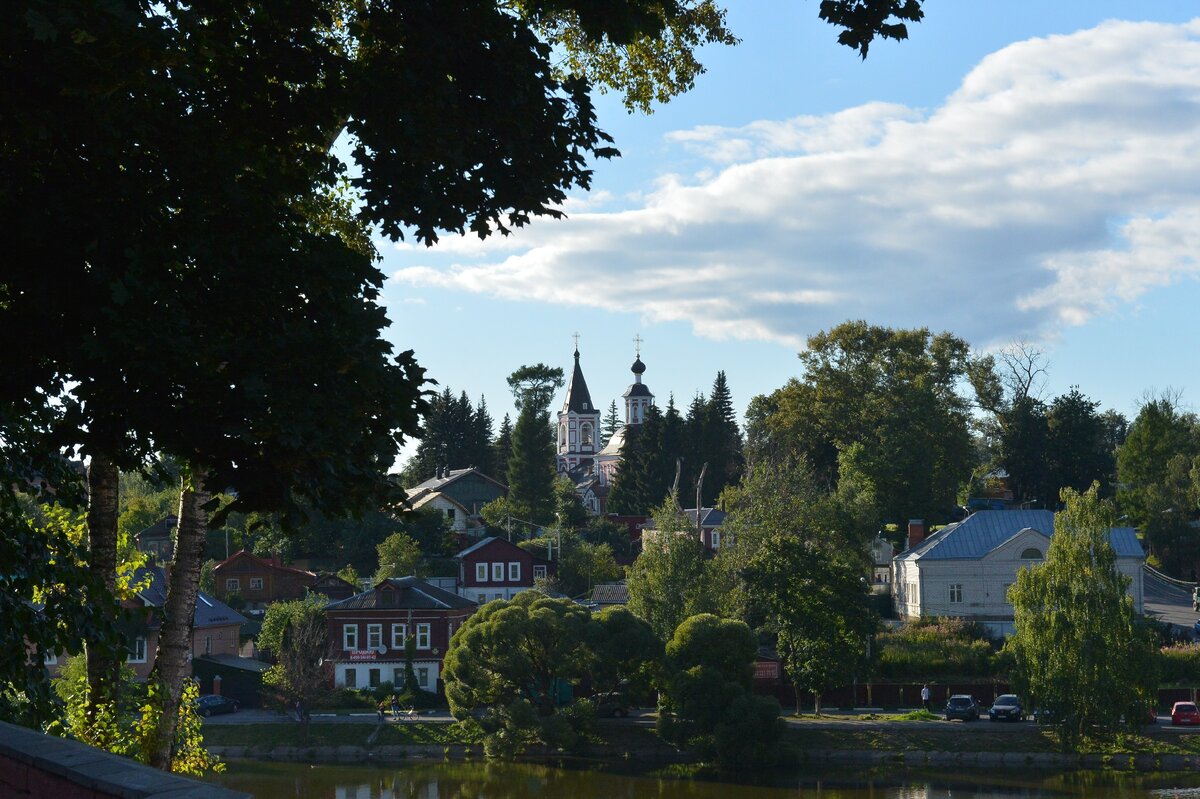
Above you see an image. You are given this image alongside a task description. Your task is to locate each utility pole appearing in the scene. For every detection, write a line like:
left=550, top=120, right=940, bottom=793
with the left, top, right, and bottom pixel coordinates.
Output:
left=695, top=462, right=707, bottom=541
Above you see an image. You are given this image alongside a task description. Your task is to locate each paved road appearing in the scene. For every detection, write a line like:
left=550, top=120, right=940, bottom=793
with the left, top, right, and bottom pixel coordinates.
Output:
left=1143, top=567, right=1197, bottom=636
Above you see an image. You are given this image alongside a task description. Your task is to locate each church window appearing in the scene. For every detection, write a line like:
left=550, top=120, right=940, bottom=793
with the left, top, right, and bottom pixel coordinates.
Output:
left=1020, top=547, right=1043, bottom=559
left=581, top=423, right=593, bottom=447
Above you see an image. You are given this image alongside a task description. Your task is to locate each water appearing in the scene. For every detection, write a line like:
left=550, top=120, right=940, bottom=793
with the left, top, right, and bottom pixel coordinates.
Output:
left=207, top=760, right=1200, bottom=798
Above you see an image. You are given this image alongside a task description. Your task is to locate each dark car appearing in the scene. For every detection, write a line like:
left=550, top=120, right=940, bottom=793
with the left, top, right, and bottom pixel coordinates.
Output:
left=1172, top=701, right=1200, bottom=726
left=988, top=694, right=1024, bottom=722
left=595, top=692, right=631, bottom=718
left=196, top=694, right=239, bottom=717
left=944, top=694, right=980, bottom=721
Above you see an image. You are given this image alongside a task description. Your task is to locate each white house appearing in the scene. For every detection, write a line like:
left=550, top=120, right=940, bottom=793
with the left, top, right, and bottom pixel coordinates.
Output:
left=892, top=510, right=1145, bottom=637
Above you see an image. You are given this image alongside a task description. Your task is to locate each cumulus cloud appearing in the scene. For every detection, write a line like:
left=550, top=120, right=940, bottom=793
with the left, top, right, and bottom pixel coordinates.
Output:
left=391, top=19, right=1200, bottom=348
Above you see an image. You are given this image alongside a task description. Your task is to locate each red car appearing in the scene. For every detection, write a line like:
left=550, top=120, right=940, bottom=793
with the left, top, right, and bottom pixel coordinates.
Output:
left=1171, top=702, right=1200, bottom=726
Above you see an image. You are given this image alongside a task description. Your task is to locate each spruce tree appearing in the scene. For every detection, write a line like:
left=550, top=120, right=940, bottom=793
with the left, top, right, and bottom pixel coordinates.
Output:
left=493, top=414, right=514, bottom=485
left=471, top=395, right=495, bottom=476
left=602, top=399, right=622, bottom=447
left=700, top=372, right=744, bottom=506
left=608, top=404, right=664, bottom=515
left=507, top=406, right=558, bottom=526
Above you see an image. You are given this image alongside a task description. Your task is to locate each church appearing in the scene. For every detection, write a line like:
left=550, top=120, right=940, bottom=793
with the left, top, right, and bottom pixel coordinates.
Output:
left=555, top=342, right=654, bottom=514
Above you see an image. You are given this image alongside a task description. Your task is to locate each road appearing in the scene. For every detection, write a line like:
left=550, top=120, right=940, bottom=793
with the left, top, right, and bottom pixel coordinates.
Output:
left=1143, top=566, right=1198, bottom=637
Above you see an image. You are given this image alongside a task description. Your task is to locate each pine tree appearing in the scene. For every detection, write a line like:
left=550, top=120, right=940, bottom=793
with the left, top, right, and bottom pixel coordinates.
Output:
left=602, top=399, right=622, bottom=447
left=608, top=404, right=665, bottom=514
left=701, top=372, right=744, bottom=506
left=493, top=414, right=514, bottom=485
left=507, top=406, right=557, bottom=526
left=471, top=395, right=495, bottom=476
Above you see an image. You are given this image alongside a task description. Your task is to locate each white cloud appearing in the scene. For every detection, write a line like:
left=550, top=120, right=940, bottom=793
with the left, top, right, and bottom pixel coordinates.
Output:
left=392, top=19, right=1200, bottom=348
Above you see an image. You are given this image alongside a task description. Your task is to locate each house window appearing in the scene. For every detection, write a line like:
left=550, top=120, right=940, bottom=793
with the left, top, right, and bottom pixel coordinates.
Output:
left=492, top=562, right=504, bottom=581
left=446, top=508, right=456, bottom=521
left=416, top=667, right=430, bottom=689
left=249, top=577, right=264, bottom=590
left=369, top=668, right=381, bottom=688
left=391, top=623, right=407, bottom=649
left=949, top=584, right=963, bottom=603
left=393, top=667, right=406, bottom=686
left=367, top=624, right=382, bottom=649
left=44, top=651, right=57, bottom=666
left=533, top=565, right=547, bottom=580
left=711, top=531, right=722, bottom=549
left=476, top=563, right=488, bottom=582
left=343, top=624, right=359, bottom=651
left=225, top=578, right=240, bottom=592
left=416, top=623, right=431, bottom=649
left=345, top=668, right=357, bottom=689
left=204, top=635, right=212, bottom=655
left=508, top=562, right=521, bottom=581
left=1020, top=547, right=1044, bottom=559
left=128, top=636, right=147, bottom=664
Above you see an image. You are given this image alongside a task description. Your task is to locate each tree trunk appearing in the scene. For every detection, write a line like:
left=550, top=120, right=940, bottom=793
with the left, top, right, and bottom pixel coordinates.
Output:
left=813, top=692, right=822, bottom=717
left=85, top=453, right=120, bottom=727
left=794, top=684, right=802, bottom=716
left=146, top=467, right=209, bottom=771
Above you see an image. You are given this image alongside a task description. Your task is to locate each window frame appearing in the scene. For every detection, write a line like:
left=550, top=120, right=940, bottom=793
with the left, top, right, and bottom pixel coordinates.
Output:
left=476, top=562, right=488, bottom=582
left=391, top=623, right=407, bottom=649
left=416, top=623, right=431, bottom=650
left=249, top=577, right=264, bottom=590
left=343, top=624, right=359, bottom=651
left=533, top=564, right=547, bottom=580
left=416, top=666, right=430, bottom=689
left=367, top=623, right=383, bottom=650
left=368, top=668, right=381, bottom=688
left=508, top=561, right=521, bottom=582
left=711, top=530, right=722, bottom=549
left=225, top=578, right=240, bottom=592
left=128, top=636, right=147, bottom=664
left=492, top=562, right=504, bottom=582
left=344, top=668, right=357, bottom=689
left=949, top=583, right=963, bottom=604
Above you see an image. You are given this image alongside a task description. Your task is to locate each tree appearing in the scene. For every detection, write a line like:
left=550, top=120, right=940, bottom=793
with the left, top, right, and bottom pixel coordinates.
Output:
left=1047, top=388, right=1118, bottom=497
left=336, top=564, right=360, bottom=589
left=493, top=414, right=515, bottom=484
left=588, top=607, right=662, bottom=699
left=375, top=532, right=423, bottom=581
left=506, top=365, right=563, bottom=526
left=657, top=613, right=781, bottom=768
left=442, top=591, right=596, bottom=757
left=1007, top=485, right=1158, bottom=748
left=260, top=597, right=330, bottom=741
left=602, top=399, right=623, bottom=447
left=626, top=497, right=713, bottom=640
left=553, top=475, right=590, bottom=531
left=745, top=322, right=976, bottom=525
left=697, top=371, right=744, bottom=505
left=745, top=534, right=874, bottom=714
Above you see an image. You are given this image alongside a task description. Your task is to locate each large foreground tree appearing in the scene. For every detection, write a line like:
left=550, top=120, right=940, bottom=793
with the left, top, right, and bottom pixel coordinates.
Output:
left=1007, top=485, right=1157, bottom=748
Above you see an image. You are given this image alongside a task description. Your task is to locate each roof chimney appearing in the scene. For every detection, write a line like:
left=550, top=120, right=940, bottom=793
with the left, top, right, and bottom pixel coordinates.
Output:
left=907, top=519, right=926, bottom=550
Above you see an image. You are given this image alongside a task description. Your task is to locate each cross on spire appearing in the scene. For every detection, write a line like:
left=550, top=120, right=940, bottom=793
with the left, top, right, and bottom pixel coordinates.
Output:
left=572, top=332, right=580, bottom=355
left=633, top=333, right=643, bottom=357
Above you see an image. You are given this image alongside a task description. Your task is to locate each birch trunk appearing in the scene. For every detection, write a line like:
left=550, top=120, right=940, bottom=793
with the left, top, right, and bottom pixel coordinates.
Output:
left=146, top=466, right=209, bottom=770
left=85, top=453, right=120, bottom=726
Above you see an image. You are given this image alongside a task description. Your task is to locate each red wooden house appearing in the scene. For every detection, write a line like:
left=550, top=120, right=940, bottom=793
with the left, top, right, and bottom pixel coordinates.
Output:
left=453, top=536, right=553, bottom=604
left=212, top=550, right=316, bottom=609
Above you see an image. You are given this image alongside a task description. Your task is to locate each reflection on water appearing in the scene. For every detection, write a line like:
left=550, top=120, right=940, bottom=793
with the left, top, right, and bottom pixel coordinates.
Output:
left=208, top=759, right=1200, bottom=799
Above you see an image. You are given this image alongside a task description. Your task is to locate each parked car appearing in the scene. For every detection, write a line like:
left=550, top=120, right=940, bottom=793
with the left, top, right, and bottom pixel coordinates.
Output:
left=988, top=694, right=1024, bottom=722
left=594, top=692, right=631, bottom=718
left=1172, top=701, right=1200, bottom=726
left=195, top=694, right=239, bottom=717
left=944, top=694, right=980, bottom=721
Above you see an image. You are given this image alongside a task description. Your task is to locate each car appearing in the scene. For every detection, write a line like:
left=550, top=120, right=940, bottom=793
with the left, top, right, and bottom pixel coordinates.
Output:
left=594, top=692, right=631, bottom=718
left=988, top=694, right=1024, bottom=722
left=944, top=694, right=980, bottom=722
left=1172, top=701, right=1200, bottom=726
left=195, top=694, right=239, bottom=717
left=1193, top=618, right=1200, bottom=637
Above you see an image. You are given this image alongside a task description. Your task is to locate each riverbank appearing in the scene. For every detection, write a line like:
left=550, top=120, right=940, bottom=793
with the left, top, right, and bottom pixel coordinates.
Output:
left=202, top=719, right=1200, bottom=772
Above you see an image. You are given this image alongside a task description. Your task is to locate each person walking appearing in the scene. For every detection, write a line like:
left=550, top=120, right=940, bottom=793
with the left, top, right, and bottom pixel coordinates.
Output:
left=921, top=684, right=931, bottom=712
left=390, top=694, right=400, bottom=719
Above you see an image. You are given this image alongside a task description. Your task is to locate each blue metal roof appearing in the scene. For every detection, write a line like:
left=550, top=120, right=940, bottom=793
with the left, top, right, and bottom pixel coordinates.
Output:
left=904, top=510, right=1143, bottom=561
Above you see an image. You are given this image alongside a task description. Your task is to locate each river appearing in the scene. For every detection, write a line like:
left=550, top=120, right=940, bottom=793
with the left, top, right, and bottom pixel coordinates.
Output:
left=207, top=759, right=1200, bottom=798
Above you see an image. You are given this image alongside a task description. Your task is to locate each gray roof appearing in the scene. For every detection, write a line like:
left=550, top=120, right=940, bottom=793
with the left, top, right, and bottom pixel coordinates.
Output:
left=325, top=576, right=476, bottom=611
left=134, top=566, right=248, bottom=629
left=406, top=467, right=507, bottom=495
left=135, top=515, right=177, bottom=541
left=643, top=507, right=726, bottom=531
left=562, top=350, right=597, bottom=415
left=900, top=510, right=1144, bottom=561
left=623, top=383, right=652, bottom=398
left=590, top=582, right=629, bottom=605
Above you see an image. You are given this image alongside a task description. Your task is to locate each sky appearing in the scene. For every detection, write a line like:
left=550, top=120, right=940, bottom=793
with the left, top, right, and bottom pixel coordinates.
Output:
left=379, top=2, right=1200, bottom=465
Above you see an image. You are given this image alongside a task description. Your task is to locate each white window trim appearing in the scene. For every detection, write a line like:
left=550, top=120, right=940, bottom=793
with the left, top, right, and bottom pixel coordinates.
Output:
left=711, top=531, right=722, bottom=549
left=249, top=577, right=264, bottom=590
left=491, top=562, right=504, bottom=582
left=225, top=578, right=240, bottom=592
left=533, top=564, right=547, bottom=579
left=343, top=624, right=359, bottom=651
left=391, top=623, right=407, bottom=649
left=476, top=562, right=488, bottom=582
left=416, top=623, right=431, bottom=650
left=367, top=624, right=382, bottom=649
left=508, top=561, right=521, bottom=582
left=44, top=651, right=58, bottom=666
left=949, top=584, right=963, bottom=604
left=128, top=636, right=147, bottom=664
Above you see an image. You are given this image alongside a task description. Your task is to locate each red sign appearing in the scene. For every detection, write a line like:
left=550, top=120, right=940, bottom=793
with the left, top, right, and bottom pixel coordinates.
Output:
left=349, top=650, right=377, bottom=662
left=754, top=660, right=780, bottom=680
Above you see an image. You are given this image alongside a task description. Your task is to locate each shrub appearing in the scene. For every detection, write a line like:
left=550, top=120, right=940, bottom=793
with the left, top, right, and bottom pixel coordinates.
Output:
left=875, top=617, right=1000, bottom=681
left=1159, top=644, right=1200, bottom=685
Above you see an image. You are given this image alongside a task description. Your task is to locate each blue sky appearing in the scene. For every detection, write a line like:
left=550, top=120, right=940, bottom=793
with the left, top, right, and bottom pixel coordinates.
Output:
left=380, top=2, right=1200, bottom=466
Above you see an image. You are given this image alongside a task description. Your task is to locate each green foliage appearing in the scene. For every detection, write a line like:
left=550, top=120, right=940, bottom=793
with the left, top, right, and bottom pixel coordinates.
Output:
left=522, top=528, right=622, bottom=597
left=658, top=614, right=781, bottom=769
left=443, top=592, right=596, bottom=757
left=875, top=618, right=998, bottom=681
left=262, top=597, right=332, bottom=734
left=1158, top=644, right=1200, bottom=685
left=258, top=595, right=330, bottom=658
left=506, top=364, right=565, bottom=414
left=1007, top=485, right=1158, bottom=748
left=627, top=498, right=713, bottom=640
left=554, top=476, right=590, bottom=531
left=589, top=606, right=663, bottom=698
left=506, top=403, right=559, bottom=527
left=375, top=531, right=423, bottom=581
left=745, top=322, right=976, bottom=526
left=336, top=563, right=360, bottom=588
left=410, top=388, right=496, bottom=481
